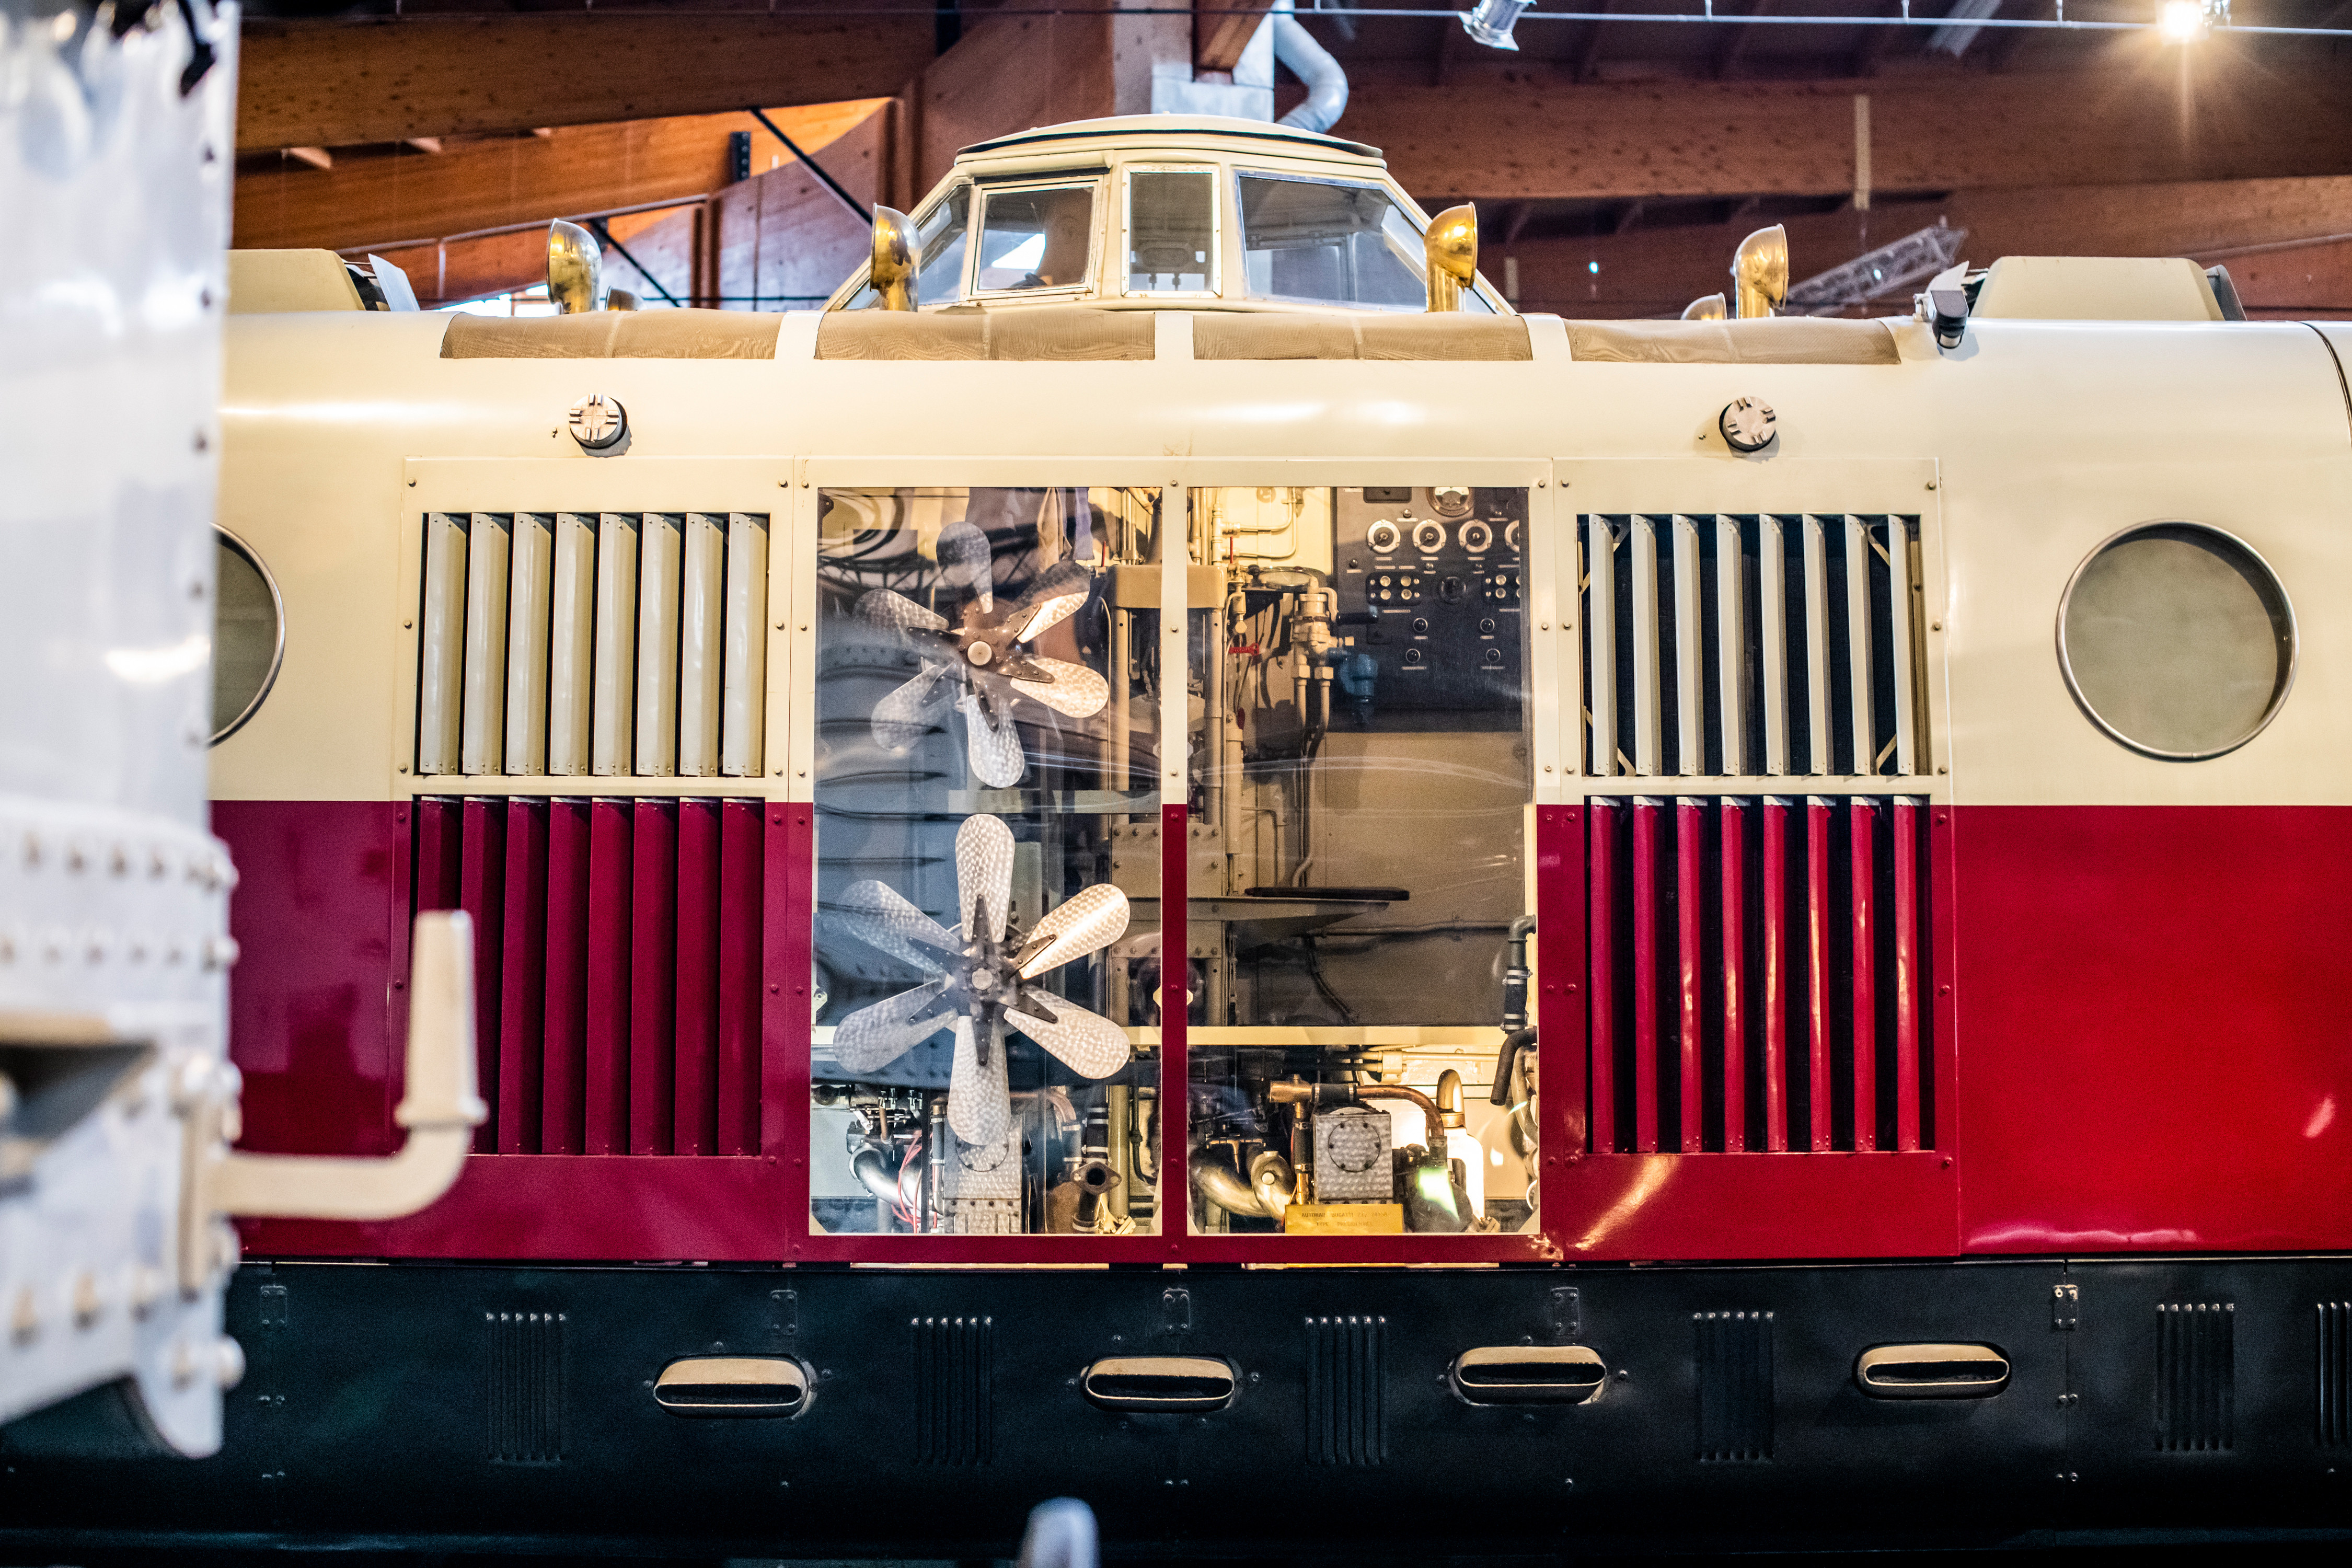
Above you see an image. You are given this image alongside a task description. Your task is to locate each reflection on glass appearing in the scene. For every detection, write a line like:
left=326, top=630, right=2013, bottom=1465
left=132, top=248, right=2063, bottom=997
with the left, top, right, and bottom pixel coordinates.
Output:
left=212, top=532, right=279, bottom=741
left=1126, top=169, right=1215, bottom=295
left=976, top=185, right=1097, bottom=293
left=916, top=185, right=973, bottom=306
left=1237, top=174, right=1496, bottom=314
left=1182, top=485, right=1534, bottom=1240
left=812, top=486, right=1163, bottom=1237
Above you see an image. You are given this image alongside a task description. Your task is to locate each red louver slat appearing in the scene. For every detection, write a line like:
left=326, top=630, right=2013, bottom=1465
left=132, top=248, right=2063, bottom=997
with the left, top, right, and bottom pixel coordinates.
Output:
left=674, top=797, right=722, bottom=1157
left=1804, top=797, right=1832, bottom=1154
left=1850, top=798, right=1878, bottom=1152
left=1720, top=798, right=1747, bottom=1153
left=584, top=799, right=633, bottom=1155
left=540, top=799, right=591, bottom=1156
left=456, top=798, right=506, bottom=1152
left=1588, top=801, right=1616, bottom=1155
left=1631, top=798, right=1661, bottom=1155
left=716, top=799, right=764, bottom=1156
left=1675, top=798, right=1703, bottom=1154
left=498, top=799, right=549, bottom=1155
left=629, top=799, right=679, bottom=1155
left=1760, top=798, right=1788, bottom=1153
left=1893, top=798, right=1922, bottom=1152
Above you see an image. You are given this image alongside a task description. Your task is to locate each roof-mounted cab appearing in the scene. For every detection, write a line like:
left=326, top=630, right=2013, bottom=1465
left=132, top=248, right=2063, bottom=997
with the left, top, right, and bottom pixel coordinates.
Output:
left=826, top=115, right=1509, bottom=318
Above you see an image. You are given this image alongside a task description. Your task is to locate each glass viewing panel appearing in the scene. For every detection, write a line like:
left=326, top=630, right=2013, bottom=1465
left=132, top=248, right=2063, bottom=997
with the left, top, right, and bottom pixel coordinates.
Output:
left=975, top=183, right=1097, bottom=293
left=1236, top=175, right=1495, bottom=314
left=1125, top=168, right=1216, bottom=295
left=1184, top=485, right=1535, bottom=1241
left=812, top=486, right=1164, bottom=1238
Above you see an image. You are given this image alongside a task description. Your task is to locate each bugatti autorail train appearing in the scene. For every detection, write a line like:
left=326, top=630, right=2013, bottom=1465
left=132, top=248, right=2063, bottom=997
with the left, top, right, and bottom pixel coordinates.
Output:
left=11, top=115, right=2352, bottom=1554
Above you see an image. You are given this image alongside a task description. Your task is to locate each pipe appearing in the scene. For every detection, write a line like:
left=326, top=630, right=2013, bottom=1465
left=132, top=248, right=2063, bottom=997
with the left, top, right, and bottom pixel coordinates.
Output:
left=1190, top=1151, right=1273, bottom=1219
left=1271, top=0, right=1349, bottom=134
left=1435, top=1069, right=1465, bottom=1128
left=1491, top=1027, right=1537, bottom=1108
left=1070, top=1159, right=1123, bottom=1230
left=1501, top=914, right=1537, bottom=1031
left=207, top=913, right=486, bottom=1220
left=851, top=1145, right=902, bottom=1205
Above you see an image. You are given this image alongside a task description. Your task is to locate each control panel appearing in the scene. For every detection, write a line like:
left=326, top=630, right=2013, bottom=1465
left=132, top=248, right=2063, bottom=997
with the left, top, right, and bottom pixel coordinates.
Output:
left=1332, top=486, right=1526, bottom=729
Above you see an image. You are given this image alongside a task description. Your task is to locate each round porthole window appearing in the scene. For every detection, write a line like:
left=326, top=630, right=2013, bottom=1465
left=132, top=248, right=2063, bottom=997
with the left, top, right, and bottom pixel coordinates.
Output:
left=211, top=527, right=285, bottom=744
left=2057, top=521, right=2294, bottom=760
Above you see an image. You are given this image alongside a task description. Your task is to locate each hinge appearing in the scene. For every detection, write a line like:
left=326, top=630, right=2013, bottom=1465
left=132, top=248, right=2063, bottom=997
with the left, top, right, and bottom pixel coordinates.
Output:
left=1550, top=1285, right=1581, bottom=1342
left=2051, top=1282, right=2079, bottom=1330
left=770, top=1287, right=798, bottom=1340
left=1163, top=1287, right=1192, bottom=1334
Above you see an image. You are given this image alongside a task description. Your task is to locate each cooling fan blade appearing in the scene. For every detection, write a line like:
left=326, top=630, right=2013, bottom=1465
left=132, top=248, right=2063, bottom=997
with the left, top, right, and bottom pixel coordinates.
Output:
left=855, top=588, right=948, bottom=632
left=947, top=1016, right=1012, bottom=1145
left=831, top=879, right=958, bottom=974
left=871, top=659, right=955, bottom=752
left=1007, top=657, right=1110, bottom=720
left=1005, top=993, right=1133, bottom=1079
left=1015, top=884, right=1129, bottom=978
left=832, top=976, right=956, bottom=1073
left=938, top=518, right=995, bottom=609
left=1005, top=560, right=1094, bottom=642
left=957, top=691, right=1025, bottom=788
left=955, top=812, right=1016, bottom=943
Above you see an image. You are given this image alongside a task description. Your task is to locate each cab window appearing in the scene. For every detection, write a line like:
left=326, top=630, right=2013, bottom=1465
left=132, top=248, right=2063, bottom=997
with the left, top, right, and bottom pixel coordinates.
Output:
left=1238, top=173, right=1495, bottom=314
left=975, top=183, right=1097, bottom=293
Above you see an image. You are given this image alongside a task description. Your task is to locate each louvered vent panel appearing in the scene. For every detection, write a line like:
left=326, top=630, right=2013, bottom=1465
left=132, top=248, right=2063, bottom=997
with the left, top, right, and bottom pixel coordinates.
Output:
left=1588, top=795, right=1932, bottom=1154
left=1581, top=515, right=1926, bottom=779
left=418, top=512, right=769, bottom=778
left=486, top=1309, right=564, bottom=1465
left=413, top=796, right=765, bottom=1157
left=1695, top=1310, right=1774, bottom=1462
left=913, top=1316, right=994, bottom=1466
left=2320, top=1303, right=2352, bottom=1448
left=1305, top=1316, right=1387, bottom=1467
left=2156, top=1302, right=2235, bottom=1452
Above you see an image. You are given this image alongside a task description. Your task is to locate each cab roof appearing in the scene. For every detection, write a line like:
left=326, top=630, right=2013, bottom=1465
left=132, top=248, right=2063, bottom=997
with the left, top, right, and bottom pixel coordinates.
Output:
left=957, top=114, right=1382, bottom=164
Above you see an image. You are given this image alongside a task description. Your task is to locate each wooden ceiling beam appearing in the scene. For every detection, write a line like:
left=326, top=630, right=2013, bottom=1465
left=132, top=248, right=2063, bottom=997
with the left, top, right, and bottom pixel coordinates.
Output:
left=236, top=13, right=932, bottom=151
left=233, top=100, right=888, bottom=255
left=1196, top=1, right=1278, bottom=72
left=1347, top=60, right=2352, bottom=202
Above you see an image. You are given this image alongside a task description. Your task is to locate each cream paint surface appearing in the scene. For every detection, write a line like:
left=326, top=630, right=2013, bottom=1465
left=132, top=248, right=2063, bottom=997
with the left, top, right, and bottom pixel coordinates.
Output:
left=212, top=310, right=2352, bottom=809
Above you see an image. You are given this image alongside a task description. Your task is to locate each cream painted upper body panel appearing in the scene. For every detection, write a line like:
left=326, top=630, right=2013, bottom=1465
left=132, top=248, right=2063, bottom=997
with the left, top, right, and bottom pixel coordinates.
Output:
left=212, top=309, right=2352, bottom=808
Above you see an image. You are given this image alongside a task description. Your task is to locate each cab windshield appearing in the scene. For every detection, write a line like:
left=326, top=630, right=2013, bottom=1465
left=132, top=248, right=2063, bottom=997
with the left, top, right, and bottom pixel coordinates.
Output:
left=1238, top=173, right=1494, bottom=314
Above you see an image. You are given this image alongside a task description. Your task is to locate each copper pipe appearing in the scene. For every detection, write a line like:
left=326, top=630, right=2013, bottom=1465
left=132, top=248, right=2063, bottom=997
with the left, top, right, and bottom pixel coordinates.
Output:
left=1269, top=1079, right=1446, bottom=1153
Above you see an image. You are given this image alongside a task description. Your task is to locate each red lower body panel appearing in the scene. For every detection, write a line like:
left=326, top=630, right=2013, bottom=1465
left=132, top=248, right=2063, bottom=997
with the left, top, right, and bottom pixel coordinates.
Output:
left=1952, top=805, right=2352, bottom=1254
left=215, top=800, right=2352, bottom=1262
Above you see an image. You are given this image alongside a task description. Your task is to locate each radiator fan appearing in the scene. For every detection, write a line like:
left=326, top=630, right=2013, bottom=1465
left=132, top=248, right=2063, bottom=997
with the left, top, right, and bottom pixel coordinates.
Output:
left=831, top=814, right=1132, bottom=1144
left=856, top=536, right=1107, bottom=788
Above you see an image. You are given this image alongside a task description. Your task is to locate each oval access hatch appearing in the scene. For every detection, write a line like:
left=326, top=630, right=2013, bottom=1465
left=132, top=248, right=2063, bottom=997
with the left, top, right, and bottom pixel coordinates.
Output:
left=1854, top=1343, right=2011, bottom=1400
left=1080, top=1356, right=1237, bottom=1414
left=653, top=1356, right=812, bottom=1417
left=1451, top=1345, right=1608, bottom=1405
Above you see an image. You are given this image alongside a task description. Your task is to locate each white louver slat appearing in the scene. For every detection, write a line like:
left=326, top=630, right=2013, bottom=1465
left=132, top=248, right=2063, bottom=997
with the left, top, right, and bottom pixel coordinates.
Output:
left=1579, top=513, right=1929, bottom=781
left=412, top=511, right=771, bottom=780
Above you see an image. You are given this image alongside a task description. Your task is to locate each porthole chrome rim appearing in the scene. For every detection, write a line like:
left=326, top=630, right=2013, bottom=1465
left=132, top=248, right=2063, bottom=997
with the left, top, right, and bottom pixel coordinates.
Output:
left=210, top=524, right=287, bottom=747
left=2054, top=518, right=2297, bottom=763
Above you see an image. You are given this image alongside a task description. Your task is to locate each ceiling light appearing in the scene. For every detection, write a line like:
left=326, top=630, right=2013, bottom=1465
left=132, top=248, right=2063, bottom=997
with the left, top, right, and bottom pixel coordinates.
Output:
left=2160, top=0, right=2226, bottom=41
left=1462, top=1, right=1535, bottom=51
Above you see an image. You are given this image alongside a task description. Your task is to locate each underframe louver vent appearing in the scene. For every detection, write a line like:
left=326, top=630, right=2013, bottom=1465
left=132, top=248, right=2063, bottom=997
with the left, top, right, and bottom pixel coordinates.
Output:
left=913, top=1316, right=994, bottom=1466
left=486, top=1309, right=564, bottom=1466
left=1695, top=1310, right=1774, bottom=1462
left=1581, top=514, right=1927, bottom=779
left=417, top=512, right=769, bottom=779
left=2320, top=1302, right=2351, bottom=1448
left=2156, top=1302, right=2234, bottom=1452
left=1305, top=1315, right=1387, bottom=1467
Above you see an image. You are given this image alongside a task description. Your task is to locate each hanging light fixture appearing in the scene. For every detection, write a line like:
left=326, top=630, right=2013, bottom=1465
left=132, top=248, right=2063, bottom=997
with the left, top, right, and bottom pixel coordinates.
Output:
left=1461, top=0, right=1536, bottom=51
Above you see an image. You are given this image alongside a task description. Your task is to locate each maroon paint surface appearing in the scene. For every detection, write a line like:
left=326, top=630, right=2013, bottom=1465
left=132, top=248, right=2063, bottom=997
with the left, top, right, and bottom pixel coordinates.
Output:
left=215, top=801, right=401, bottom=1158
left=1953, top=805, right=2352, bottom=1254
left=226, top=800, right=2352, bottom=1264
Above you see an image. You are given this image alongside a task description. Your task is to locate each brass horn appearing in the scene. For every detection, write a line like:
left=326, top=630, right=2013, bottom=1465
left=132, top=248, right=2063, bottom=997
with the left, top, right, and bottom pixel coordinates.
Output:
left=1730, top=224, right=1788, bottom=319
left=1681, top=293, right=1728, bottom=321
left=547, top=219, right=602, bottom=314
left=870, top=205, right=919, bottom=312
left=1424, top=203, right=1478, bottom=313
